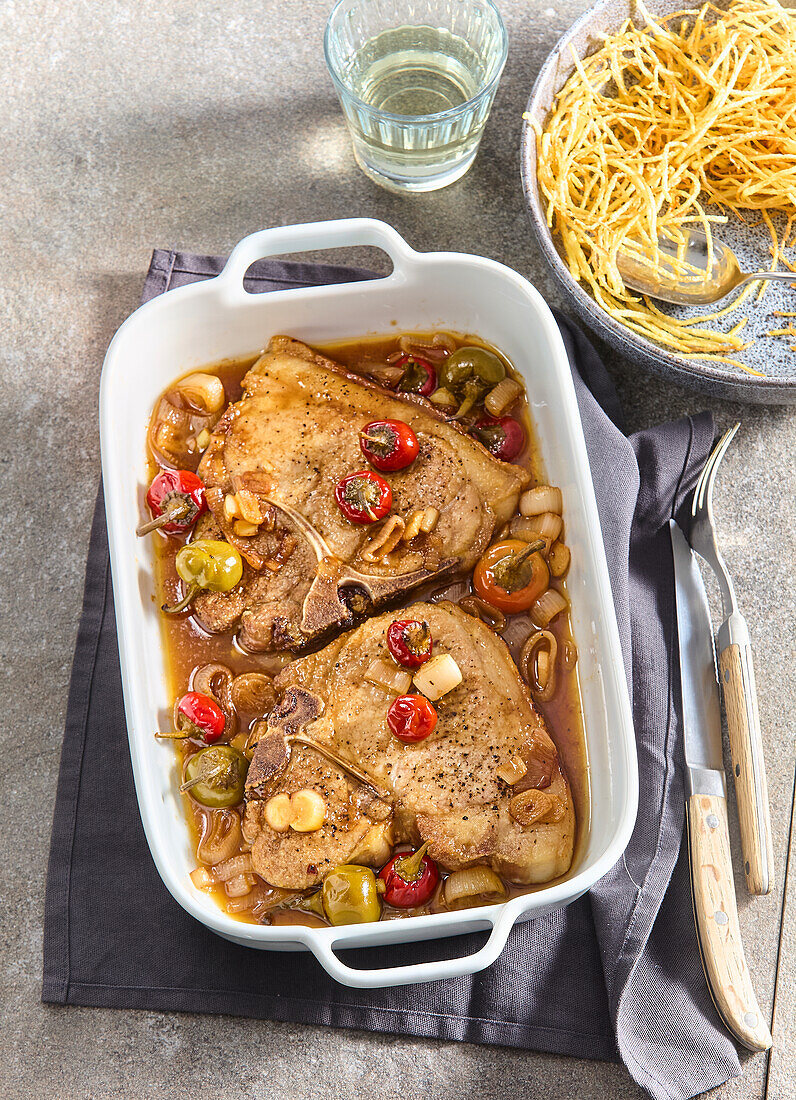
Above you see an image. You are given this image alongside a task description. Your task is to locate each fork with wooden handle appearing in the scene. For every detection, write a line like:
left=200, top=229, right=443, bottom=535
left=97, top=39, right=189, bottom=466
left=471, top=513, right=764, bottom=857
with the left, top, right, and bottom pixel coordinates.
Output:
left=690, top=425, right=775, bottom=895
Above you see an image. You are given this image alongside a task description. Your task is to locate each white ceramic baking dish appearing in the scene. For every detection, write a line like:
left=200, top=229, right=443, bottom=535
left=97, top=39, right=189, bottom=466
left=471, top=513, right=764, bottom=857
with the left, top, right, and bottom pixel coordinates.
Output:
left=100, top=218, right=637, bottom=988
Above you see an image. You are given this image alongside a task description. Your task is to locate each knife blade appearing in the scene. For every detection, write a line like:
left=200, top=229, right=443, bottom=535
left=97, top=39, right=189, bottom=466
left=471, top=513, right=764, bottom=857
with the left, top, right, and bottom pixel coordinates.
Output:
left=670, top=520, right=772, bottom=1052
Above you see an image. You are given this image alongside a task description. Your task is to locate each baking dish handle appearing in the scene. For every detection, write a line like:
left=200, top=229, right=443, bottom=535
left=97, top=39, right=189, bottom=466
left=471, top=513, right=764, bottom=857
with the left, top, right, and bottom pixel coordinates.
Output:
left=309, top=907, right=517, bottom=988
left=216, top=218, right=417, bottom=302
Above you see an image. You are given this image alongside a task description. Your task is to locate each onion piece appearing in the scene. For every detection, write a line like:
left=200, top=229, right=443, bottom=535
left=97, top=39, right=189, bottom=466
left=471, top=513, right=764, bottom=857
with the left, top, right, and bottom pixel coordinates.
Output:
left=548, top=541, right=571, bottom=578
left=225, top=885, right=295, bottom=914
left=520, top=629, right=558, bottom=702
left=362, top=515, right=406, bottom=562
left=443, top=866, right=507, bottom=910
left=268, top=909, right=328, bottom=927
left=484, top=378, right=523, bottom=416
left=532, top=512, right=563, bottom=543
left=530, top=589, right=568, bottom=629
left=190, top=866, right=214, bottom=890
left=520, top=486, right=563, bottom=517
left=193, top=662, right=233, bottom=703
left=212, top=853, right=253, bottom=882
left=412, top=653, right=462, bottom=701
left=192, top=662, right=237, bottom=736
left=178, top=372, right=226, bottom=414
left=458, top=595, right=507, bottom=633
left=231, top=672, right=276, bottom=715
left=197, top=809, right=242, bottom=864
left=245, top=718, right=269, bottom=754
left=365, top=658, right=412, bottom=696
left=225, top=886, right=277, bottom=914
left=398, top=333, right=456, bottom=358
left=224, top=872, right=257, bottom=898
left=509, top=517, right=552, bottom=555
left=230, top=733, right=250, bottom=756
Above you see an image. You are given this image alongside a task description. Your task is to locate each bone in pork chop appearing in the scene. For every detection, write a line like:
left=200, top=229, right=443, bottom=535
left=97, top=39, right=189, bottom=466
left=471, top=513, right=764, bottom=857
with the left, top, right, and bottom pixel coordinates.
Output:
left=194, top=338, right=529, bottom=653
left=242, top=601, right=575, bottom=889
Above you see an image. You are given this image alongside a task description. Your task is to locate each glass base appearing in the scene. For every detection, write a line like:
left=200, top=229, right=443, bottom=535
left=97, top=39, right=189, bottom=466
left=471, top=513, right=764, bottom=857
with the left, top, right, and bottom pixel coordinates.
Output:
left=352, top=144, right=480, bottom=193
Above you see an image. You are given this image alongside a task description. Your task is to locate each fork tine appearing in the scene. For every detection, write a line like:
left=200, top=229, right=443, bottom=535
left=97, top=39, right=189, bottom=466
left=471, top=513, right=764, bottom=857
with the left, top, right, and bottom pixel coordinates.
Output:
left=692, top=446, right=714, bottom=517
left=692, top=439, right=719, bottom=517
left=705, top=423, right=740, bottom=513
left=692, top=422, right=740, bottom=518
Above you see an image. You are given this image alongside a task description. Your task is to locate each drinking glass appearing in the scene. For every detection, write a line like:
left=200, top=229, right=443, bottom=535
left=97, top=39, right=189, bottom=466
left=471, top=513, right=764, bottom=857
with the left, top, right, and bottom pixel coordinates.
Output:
left=324, top=0, right=508, bottom=193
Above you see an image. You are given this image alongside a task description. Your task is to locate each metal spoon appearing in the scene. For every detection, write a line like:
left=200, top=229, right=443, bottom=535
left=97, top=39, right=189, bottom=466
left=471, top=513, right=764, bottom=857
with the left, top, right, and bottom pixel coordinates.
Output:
left=616, top=228, right=796, bottom=305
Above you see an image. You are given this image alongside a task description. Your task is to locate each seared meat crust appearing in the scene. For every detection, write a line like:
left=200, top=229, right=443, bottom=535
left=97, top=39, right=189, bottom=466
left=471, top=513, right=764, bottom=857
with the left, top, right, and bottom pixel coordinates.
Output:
left=195, top=338, right=529, bottom=652
left=243, top=601, right=575, bottom=889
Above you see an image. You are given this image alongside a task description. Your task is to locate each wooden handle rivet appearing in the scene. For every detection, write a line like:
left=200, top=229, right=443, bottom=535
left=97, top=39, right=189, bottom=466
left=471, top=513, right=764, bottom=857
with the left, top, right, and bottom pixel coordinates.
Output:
left=707, top=813, right=719, bottom=829
left=724, top=668, right=729, bottom=682
left=714, top=910, right=729, bottom=925
left=745, top=861, right=750, bottom=876
left=743, top=1012, right=758, bottom=1028
left=735, top=764, right=740, bottom=777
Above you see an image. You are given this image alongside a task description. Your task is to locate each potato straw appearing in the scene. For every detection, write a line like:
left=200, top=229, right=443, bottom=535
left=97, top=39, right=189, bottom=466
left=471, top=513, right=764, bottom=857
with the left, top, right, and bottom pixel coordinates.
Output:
left=534, top=0, right=796, bottom=375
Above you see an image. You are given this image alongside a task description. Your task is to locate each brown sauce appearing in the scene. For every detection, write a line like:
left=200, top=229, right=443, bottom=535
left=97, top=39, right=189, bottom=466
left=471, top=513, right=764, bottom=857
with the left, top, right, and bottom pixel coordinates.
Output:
left=148, top=332, right=590, bottom=926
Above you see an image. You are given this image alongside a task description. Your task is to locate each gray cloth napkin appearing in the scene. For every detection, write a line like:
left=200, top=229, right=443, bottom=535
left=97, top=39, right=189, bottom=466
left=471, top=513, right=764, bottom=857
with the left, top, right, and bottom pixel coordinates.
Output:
left=43, top=251, right=741, bottom=1100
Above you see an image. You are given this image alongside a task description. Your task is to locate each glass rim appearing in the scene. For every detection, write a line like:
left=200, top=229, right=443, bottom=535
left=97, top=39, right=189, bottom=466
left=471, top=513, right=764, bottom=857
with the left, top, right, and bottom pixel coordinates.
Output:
left=323, top=0, right=509, bottom=125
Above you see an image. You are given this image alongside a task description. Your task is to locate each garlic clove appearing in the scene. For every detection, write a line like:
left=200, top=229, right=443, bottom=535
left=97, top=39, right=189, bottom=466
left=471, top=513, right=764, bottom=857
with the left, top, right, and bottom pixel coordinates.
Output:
left=264, top=793, right=292, bottom=832
left=290, top=789, right=326, bottom=832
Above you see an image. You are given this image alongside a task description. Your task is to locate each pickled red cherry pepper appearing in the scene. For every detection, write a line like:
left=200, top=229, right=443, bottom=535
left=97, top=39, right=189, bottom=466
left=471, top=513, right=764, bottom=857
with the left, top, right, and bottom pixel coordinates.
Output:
left=359, top=419, right=419, bottom=473
left=396, top=353, right=436, bottom=397
left=473, top=415, right=526, bottom=462
left=386, top=619, right=433, bottom=669
left=137, top=469, right=207, bottom=536
left=334, top=470, right=393, bottom=524
left=378, top=842, right=440, bottom=907
left=387, top=694, right=438, bottom=742
left=156, top=691, right=225, bottom=744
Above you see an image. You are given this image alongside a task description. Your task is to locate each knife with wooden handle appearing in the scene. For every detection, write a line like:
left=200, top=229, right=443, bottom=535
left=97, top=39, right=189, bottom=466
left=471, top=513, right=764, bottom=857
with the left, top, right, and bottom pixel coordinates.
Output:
left=671, top=521, right=772, bottom=1052
left=717, top=614, right=774, bottom=896
left=687, top=422, right=774, bottom=897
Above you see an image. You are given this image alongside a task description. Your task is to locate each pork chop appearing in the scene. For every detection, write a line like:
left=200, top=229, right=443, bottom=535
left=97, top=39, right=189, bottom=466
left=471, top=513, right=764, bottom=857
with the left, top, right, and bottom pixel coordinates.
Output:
left=242, top=601, right=575, bottom=890
left=194, top=338, right=529, bottom=652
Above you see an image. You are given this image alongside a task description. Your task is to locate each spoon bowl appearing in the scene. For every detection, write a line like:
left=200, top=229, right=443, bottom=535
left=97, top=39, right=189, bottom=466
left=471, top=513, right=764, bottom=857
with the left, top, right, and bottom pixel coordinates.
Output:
left=617, top=229, right=796, bottom=306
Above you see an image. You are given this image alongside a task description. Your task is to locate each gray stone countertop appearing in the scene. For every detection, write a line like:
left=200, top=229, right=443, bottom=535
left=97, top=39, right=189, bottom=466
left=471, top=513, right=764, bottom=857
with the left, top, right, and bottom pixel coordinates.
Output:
left=1, top=0, right=793, bottom=1097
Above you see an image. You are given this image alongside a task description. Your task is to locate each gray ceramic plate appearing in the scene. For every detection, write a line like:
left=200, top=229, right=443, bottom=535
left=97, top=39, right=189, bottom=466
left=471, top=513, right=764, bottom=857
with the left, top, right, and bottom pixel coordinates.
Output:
left=520, top=0, right=796, bottom=404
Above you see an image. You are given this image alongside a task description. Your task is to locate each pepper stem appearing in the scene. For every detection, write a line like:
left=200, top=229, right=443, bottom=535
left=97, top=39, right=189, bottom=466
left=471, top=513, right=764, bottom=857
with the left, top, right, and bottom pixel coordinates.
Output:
left=136, top=500, right=191, bottom=537
left=298, top=890, right=326, bottom=919
left=513, top=539, right=545, bottom=566
left=155, top=731, right=192, bottom=740
left=180, top=764, right=226, bottom=793
left=395, top=841, right=431, bottom=882
left=492, top=539, right=547, bottom=593
left=162, top=581, right=200, bottom=615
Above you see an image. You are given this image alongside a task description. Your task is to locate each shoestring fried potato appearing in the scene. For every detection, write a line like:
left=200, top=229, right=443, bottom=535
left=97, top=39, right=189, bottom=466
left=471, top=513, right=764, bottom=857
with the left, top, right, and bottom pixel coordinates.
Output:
left=533, top=0, right=796, bottom=374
